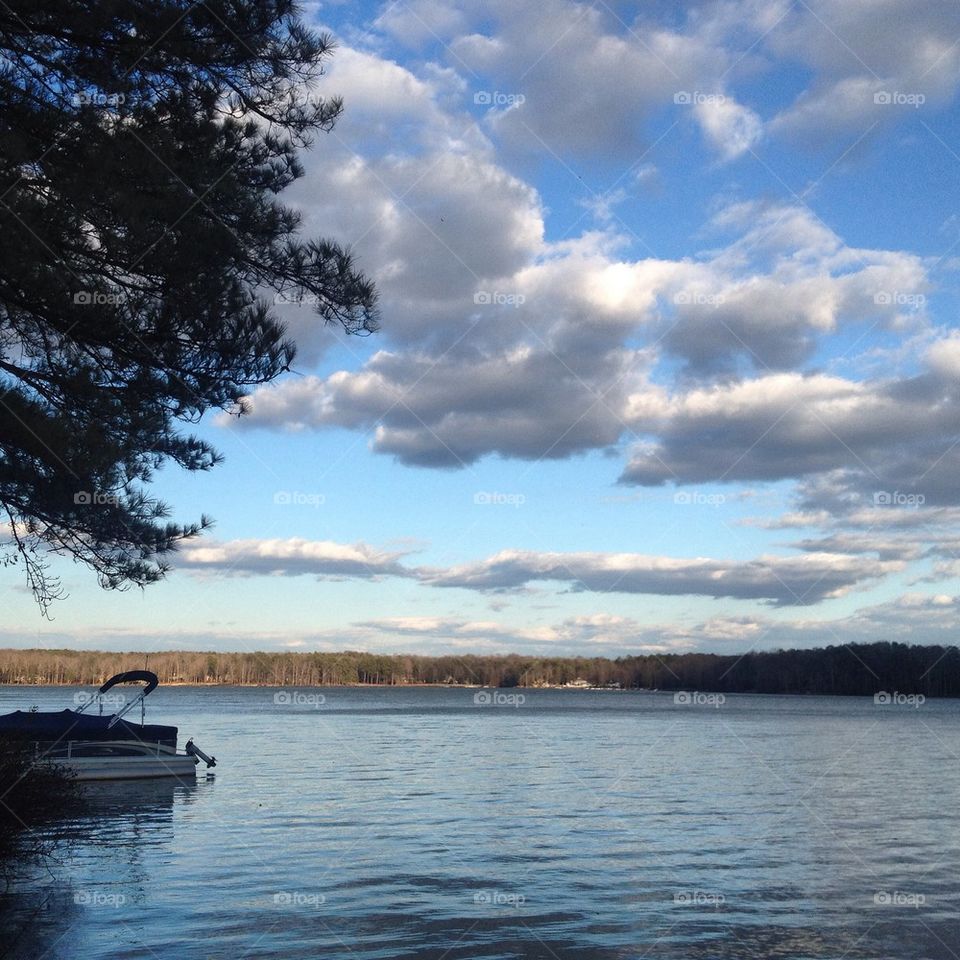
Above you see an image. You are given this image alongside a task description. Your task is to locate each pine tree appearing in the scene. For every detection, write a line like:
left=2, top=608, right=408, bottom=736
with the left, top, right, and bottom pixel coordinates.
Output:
left=0, top=0, right=377, bottom=612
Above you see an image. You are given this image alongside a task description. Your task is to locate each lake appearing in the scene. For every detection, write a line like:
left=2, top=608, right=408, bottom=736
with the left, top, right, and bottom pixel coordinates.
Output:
left=2, top=685, right=958, bottom=959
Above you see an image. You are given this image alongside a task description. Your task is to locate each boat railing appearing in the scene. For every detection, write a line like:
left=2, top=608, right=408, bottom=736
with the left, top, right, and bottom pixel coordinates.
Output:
left=31, top=739, right=170, bottom=759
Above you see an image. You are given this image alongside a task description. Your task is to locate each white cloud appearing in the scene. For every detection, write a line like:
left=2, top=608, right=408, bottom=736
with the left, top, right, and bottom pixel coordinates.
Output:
left=421, top=547, right=901, bottom=605
left=171, top=535, right=904, bottom=608
left=926, top=331, right=960, bottom=378
left=235, top=197, right=929, bottom=469
left=211, top=22, right=959, bottom=638
left=693, top=96, right=763, bottom=160
left=9, top=591, right=955, bottom=655
left=621, top=336, right=960, bottom=497
left=177, top=537, right=417, bottom=580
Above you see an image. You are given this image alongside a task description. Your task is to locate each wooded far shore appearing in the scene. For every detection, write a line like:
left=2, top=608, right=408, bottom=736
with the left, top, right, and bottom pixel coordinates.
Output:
left=0, top=642, right=958, bottom=697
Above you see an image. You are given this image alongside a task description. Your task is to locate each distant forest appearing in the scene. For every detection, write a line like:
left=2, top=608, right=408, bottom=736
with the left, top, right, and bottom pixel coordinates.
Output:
left=1, top=642, right=959, bottom=697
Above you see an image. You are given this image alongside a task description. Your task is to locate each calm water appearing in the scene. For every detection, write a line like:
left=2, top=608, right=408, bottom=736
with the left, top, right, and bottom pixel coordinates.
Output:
left=2, top=685, right=959, bottom=959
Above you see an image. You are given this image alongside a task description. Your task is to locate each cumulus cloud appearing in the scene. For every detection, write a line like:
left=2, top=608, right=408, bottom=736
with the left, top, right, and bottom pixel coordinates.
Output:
left=693, top=96, right=763, bottom=160
left=351, top=611, right=692, bottom=654
left=768, top=76, right=889, bottom=143
left=177, top=538, right=417, bottom=580
left=768, top=500, right=960, bottom=584
left=236, top=344, right=641, bottom=466
left=213, top=15, right=960, bottom=633
left=6, top=592, right=957, bottom=655
left=620, top=337, right=960, bottom=501
left=662, top=202, right=927, bottom=374
left=265, top=46, right=544, bottom=362
left=235, top=199, right=929, bottom=468
left=372, top=0, right=960, bottom=162
left=420, top=548, right=901, bottom=605
left=236, top=16, right=937, bottom=479
left=448, top=0, right=729, bottom=160
left=171, top=535, right=907, bottom=607
left=768, top=0, right=960, bottom=139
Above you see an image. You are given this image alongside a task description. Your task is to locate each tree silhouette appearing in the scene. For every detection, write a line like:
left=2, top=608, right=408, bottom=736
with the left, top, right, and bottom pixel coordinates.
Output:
left=0, top=0, right=377, bottom=612
left=3, top=642, right=958, bottom=697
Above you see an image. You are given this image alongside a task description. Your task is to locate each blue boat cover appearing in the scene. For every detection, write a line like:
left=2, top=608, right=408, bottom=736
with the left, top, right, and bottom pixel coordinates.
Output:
left=0, top=710, right=178, bottom=748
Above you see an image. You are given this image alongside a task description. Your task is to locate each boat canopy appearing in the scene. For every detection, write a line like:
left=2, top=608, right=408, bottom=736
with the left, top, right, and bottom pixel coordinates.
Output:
left=97, top=670, right=158, bottom=696
left=0, top=710, right=178, bottom=748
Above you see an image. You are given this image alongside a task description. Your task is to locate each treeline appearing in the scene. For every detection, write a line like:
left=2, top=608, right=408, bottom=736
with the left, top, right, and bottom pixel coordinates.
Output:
left=1, top=642, right=959, bottom=696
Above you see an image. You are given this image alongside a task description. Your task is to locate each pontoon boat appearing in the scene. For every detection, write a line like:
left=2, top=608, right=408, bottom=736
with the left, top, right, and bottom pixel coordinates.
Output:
left=0, top=670, right=217, bottom=781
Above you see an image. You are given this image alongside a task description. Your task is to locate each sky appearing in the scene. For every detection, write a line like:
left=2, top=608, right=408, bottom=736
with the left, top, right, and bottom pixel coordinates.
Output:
left=6, top=0, right=960, bottom=657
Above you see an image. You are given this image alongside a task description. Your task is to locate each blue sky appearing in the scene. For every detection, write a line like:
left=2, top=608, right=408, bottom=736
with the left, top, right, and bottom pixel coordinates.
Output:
left=6, top=0, right=960, bottom=656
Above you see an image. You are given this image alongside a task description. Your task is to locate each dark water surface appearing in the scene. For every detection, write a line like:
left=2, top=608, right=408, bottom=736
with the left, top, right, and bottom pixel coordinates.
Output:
left=2, top=685, right=958, bottom=959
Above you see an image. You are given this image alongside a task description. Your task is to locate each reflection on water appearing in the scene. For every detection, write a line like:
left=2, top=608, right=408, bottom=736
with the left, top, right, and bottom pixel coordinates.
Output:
left=1, top=686, right=958, bottom=959
left=68, top=776, right=205, bottom=823
left=2, top=774, right=212, bottom=959
left=54, top=776, right=209, bottom=858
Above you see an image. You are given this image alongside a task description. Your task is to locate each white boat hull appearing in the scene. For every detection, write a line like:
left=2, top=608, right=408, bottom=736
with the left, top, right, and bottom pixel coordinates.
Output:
left=39, top=740, right=202, bottom=781
left=61, top=755, right=199, bottom=781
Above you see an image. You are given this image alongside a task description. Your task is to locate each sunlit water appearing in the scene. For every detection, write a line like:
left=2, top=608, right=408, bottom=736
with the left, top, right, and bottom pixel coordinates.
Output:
left=1, top=685, right=958, bottom=959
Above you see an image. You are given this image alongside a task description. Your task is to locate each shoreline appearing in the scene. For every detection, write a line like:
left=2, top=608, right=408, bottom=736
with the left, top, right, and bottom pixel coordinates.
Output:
left=0, top=680, right=629, bottom=691
left=1, top=642, right=954, bottom=698
left=0, top=682, right=948, bottom=700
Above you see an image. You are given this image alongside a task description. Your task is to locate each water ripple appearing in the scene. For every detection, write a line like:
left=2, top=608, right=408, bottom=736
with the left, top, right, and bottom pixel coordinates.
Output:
left=1, top=687, right=958, bottom=959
